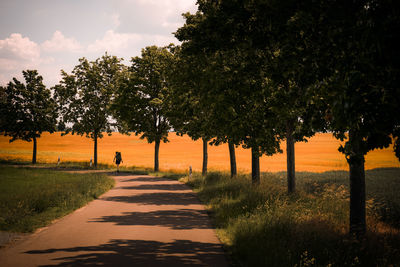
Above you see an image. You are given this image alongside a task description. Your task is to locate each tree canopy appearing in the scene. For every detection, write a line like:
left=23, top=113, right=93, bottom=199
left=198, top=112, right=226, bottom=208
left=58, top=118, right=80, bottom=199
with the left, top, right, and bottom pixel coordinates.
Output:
left=176, top=7, right=282, bottom=183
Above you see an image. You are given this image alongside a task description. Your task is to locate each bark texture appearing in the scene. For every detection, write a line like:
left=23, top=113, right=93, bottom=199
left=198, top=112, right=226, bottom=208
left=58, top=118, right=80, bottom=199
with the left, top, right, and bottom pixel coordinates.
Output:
left=154, top=139, right=160, bottom=172
left=228, top=141, right=237, bottom=178
left=202, top=138, right=208, bottom=176
left=348, top=129, right=366, bottom=238
left=286, top=121, right=295, bottom=193
left=94, top=133, right=98, bottom=167
left=251, top=148, right=260, bottom=185
left=32, top=137, right=37, bottom=164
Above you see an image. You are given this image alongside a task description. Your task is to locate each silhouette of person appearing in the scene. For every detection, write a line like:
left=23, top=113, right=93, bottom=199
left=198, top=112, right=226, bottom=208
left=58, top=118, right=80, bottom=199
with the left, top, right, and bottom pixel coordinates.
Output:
left=113, top=151, right=123, bottom=172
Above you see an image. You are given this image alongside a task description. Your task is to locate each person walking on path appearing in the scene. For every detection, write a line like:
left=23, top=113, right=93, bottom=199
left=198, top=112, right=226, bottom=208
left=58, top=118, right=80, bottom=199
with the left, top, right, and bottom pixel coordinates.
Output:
left=113, top=151, right=123, bottom=172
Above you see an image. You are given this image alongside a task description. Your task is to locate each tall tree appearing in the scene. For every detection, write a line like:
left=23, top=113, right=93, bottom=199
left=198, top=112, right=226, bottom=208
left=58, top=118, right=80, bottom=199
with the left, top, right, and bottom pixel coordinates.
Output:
left=113, top=45, right=174, bottom=172
left=246, top=0, right=326, bottom=193
left=166, top=46, right=215, bottom=176
left=0, top=70, right=57, bottom=164
left=176, top=4, right=281, bottom=184
left=54, top=54, right=125, bottom=167
left=312, top=0, right=400, bottom=237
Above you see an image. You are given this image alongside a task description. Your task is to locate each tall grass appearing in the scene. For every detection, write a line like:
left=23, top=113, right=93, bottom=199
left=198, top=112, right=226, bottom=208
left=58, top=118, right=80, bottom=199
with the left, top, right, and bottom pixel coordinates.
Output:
left=0, top=166, right=115, bottom=233
left=182, top=169, right=400, bottom=266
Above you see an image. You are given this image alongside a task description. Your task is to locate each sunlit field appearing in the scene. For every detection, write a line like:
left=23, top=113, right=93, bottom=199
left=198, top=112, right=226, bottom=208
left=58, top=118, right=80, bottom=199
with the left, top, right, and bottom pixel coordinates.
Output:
left=0, top=132, right=399, bottom=172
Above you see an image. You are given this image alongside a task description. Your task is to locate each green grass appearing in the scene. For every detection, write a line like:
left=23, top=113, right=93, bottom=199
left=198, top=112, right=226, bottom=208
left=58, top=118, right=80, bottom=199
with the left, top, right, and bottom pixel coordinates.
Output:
left=0, top=159, right=187, bottom=178
left=181, top=169, right=400, bottom=267
left=0, top=158, right=113, bottom=169
left=0, top=165, right=115, bottom=233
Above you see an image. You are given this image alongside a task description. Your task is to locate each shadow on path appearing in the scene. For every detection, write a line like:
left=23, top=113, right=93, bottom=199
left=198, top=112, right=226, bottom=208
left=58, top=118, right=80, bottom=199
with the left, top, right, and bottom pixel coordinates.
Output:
left=103, top=192, right=199, bottom=206
left=25, top=239, right=226, bottom=267
left=118, top=183, right=188, bottom=191
left=90, top=209, right=211, bottom=229
left=123, top=177, right=168, bottom=183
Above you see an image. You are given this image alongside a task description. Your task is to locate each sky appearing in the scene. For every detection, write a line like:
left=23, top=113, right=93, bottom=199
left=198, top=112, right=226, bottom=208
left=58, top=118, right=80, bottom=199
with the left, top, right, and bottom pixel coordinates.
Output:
left=0, top=0, right=197, bottom=87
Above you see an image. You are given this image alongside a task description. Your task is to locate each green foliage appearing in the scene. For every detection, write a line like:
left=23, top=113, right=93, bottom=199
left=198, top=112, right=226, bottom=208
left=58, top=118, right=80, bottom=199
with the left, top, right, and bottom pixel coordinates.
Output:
left=0, top=166, right=114, bottom=232
left=113, top=45, right=174, bottom=144
left=0, top=70, right=57, bottom=142
left=176, top=4, right=283, bottom=182
left=166, top=47, right=213, bottom=142
left=305, top=0, right=400, bottom=236
left=312, top=0, right=400, bottom=160
left=176, top=0, right=400, bottom=235
left=183, top=169, right=400, bottom=267
left=55, top=53, right=125, bottom=140
left=0, top=70, right=57, bottom=163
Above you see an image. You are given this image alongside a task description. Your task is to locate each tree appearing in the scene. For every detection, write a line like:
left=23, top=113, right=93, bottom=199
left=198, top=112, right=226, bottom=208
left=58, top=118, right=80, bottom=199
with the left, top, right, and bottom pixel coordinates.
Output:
left=55, top=54, right=125, bottom=167
left=166, top=46, right=216, bottom=176
left=245, top=0, right=327, bottom=193
left=0, top=70, right=57, bottom=164
left=113, top=45, right=174, bottom=172
left=175, top=4, right=282, bottom=184
left=177, top=0, right=399, bottom=237
left=312, top=0, right=400, bottom=237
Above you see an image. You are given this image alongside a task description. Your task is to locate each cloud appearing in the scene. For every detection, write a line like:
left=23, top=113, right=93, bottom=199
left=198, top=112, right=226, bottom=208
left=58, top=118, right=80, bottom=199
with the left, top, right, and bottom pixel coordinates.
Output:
left=146, top=34, right=177, bottom=47
left=114, top=0, right=197, bottom=35
left=0, top=33, right=41, bottom=84
left=41, top=31, right=83, bottom=53
left=87, top=30, right=142, bottom=54
left=0, top=33, right=40, bottom=61
left=0, top=33, right=59, bottom=86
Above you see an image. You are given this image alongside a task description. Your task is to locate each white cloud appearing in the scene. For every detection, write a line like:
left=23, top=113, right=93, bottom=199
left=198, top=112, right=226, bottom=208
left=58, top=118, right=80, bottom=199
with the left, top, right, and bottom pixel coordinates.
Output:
left=147, top=34, right=177, bottom=47
left=87, top=30, right=142, bottom=54
left=41, top=31, right=83, bottom=53
left=136, top=0, right=196, bottom=12
left=114, top=0, right=197, bottom=35
left=0, top=33, right=40, bottom=61
left=0, top=33, right=42, bottom=85
left=0, top=33, right=60, bottom=86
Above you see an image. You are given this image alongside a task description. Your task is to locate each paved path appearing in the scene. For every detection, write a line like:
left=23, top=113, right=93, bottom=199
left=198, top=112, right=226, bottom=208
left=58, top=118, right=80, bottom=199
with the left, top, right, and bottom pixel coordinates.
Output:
left=0, top=173, right=228, bottom=266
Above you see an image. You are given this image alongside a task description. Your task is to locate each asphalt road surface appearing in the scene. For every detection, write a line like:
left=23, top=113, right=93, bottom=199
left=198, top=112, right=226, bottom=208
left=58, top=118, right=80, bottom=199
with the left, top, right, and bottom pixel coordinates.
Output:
left=0, top=172, right=228, bottom=266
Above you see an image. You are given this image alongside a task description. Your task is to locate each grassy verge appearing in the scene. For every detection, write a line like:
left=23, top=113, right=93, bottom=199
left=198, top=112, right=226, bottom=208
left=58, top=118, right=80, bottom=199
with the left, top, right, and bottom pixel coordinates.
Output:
left=181, top=169, right=400, bottom=267
left=0, top=165, right=115, bottom=233
left=0, top=159, right=187, bottom=178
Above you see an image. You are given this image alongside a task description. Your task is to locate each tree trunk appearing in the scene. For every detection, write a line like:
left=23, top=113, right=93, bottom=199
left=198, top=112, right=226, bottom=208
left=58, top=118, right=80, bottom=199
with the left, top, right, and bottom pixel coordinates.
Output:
left=154, top=139, right=160, bottom=172
left=286, top=121, right=295, bottom=193
left=348, top=129, right=366, bottom=238
left=228, top=141, right=237, bottom=178
left=32, top=137, right=37, bottom=164
left=251, top=147, right=260, bottom=185
left=94, top=133, right=98, bottom=167
left=202, top=138, right=208, bottom=176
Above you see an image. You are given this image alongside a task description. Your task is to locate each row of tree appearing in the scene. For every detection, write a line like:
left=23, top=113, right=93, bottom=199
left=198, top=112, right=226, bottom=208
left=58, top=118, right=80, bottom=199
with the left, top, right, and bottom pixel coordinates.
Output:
left=1, top=0, right=399, bottom=238
left=171, top=0, right=400, bottom=238
left=0, top=49, right=173, bottom=170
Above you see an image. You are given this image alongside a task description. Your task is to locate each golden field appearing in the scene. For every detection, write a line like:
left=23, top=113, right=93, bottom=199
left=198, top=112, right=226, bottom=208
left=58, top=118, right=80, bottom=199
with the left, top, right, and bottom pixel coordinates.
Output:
left=0, top=132, right=399, bottom=172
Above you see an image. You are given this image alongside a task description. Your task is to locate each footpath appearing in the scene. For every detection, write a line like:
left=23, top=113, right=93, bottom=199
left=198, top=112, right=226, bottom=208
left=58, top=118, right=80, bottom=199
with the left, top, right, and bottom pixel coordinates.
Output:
left=0, top=172, right=228, bottom=266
